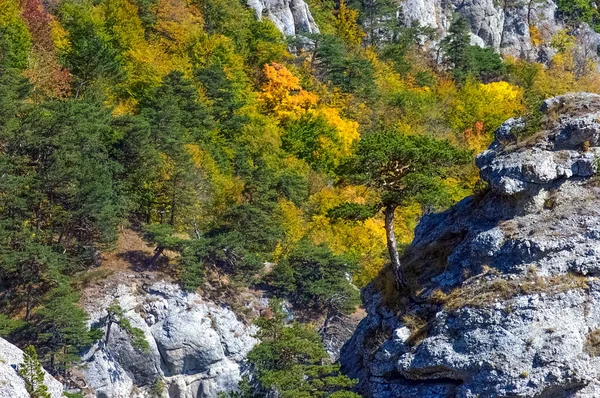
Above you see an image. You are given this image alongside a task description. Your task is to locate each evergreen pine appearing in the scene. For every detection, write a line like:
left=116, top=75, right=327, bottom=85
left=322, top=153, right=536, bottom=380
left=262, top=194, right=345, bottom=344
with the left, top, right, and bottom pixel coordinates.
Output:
left=18, top=345, right=51, bottom=398
left=440, top=14, right=471, bottom=83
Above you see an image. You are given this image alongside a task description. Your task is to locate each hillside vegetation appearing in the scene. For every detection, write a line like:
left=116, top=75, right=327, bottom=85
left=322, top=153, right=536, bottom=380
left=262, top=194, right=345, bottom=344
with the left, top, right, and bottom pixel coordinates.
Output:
left=2, top=0, right=600, bottom=396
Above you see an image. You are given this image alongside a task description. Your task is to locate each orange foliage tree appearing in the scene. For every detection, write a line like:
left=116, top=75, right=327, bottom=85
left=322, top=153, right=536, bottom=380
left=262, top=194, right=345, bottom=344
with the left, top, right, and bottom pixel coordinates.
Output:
left=21, top=0, right=71, bottom=98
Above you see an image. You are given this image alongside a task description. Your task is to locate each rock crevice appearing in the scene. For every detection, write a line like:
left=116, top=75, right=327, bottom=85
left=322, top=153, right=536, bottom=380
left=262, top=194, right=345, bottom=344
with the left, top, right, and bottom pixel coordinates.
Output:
left=246, top=0, right=319, bottom=36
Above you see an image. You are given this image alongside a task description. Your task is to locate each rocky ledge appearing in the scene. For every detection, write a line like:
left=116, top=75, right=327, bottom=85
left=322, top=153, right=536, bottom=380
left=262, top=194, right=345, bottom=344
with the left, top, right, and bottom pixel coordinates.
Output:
left=72, top=276, right=258, bottom=398
left=340, top=93, right=600, bottom=397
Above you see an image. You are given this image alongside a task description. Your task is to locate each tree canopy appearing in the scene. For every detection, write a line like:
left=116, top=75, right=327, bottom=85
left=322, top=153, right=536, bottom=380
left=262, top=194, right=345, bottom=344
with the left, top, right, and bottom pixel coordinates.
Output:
left=2, top=0, right=599, bottom=394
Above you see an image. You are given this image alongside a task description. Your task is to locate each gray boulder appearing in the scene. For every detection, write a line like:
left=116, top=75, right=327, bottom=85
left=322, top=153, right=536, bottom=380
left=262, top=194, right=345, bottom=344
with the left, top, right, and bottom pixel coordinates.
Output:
left=340, top=93, right=600, bottom=397
left=154, top=311, right=226, bottom=376
left=0, top=337, right=64, bottom=398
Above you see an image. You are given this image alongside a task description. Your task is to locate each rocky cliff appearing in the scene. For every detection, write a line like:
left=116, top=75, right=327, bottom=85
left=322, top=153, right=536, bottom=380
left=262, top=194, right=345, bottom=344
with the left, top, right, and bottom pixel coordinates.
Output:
left=250, top=0, right=600, bottom=65
left=386, top=0, right=600, bottom=62
left=72, top=273, right=258, bottom=398
left=400, top=0, right=598, bottom=62
left=0, top=337, right=64, bottom=398
left=246, top=0, right=319, bottom=36
left=340, top=93, right=600, bottom=397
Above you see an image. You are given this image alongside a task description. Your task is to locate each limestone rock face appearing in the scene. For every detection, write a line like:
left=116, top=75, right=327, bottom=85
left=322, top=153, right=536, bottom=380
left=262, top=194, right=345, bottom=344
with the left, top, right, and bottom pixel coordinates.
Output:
left=246, top=0, right=319, bottom=36
left=340, top=93, right=600, bottom=397
left=0, top=337, right=64, bottom=398
left=399, top=0, right=600, bottom=62
left=76, top=279, right=258, bottom=398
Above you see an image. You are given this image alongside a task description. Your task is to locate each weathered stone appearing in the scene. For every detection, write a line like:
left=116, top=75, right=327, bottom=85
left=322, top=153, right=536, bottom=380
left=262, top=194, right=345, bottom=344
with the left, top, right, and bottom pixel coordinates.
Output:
left=77, top=280, right=258, bottom=398
left=246, top=0, right=319, bottom=36
left=397, top=0, right=600, bottom=64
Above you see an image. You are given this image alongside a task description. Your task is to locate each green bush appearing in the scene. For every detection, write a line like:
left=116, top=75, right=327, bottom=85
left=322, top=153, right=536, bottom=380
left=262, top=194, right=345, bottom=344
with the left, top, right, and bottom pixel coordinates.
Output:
left=556, top=0, right=600, bottom=32
left=268, top=240, right=360, bottom=315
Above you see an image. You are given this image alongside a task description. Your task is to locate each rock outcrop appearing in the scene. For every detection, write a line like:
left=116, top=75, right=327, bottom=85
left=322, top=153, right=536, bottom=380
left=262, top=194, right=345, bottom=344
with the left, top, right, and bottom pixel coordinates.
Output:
left=0, top=337, right=64, bottom=398
left=399, top=0, right=600, bottom=62
left=246, top=0, right=600, bottom=64
left=74, top=276, right=258, bottom=398
left=340, top=93, right=600, bottom=397
left=246, top=0, right=319, bottom=36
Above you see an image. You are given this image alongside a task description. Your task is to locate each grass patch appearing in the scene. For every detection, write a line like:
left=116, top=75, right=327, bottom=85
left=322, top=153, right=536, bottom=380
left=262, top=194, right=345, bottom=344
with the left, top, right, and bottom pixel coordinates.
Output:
left=372, top=266, right=410, bottom=311
left=402, top=313, right=428, bottom=346
left=403, top=230, right=467, bottom=295
left=585, top=329, right=600, bottom=357
left=372, top=230, right=466, bottom=312
left=72, top=268, right=115, bottom=289
left=435, top=273, right=589, bottom=311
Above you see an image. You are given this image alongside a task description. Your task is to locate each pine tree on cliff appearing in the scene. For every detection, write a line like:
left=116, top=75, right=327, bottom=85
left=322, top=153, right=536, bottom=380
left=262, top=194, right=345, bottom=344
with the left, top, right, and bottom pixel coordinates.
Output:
left=440, top=14, right=471, bottom=83
left=18, top=345, right=51, bottom=398
left=332, top=131, right=471, bottom=288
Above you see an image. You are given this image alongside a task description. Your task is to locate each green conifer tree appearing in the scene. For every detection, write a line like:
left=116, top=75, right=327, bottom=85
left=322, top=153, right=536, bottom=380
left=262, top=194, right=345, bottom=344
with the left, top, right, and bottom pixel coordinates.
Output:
left=440, top=14, right=472, bottom=83
left=18, top=345, right=51, bottom=398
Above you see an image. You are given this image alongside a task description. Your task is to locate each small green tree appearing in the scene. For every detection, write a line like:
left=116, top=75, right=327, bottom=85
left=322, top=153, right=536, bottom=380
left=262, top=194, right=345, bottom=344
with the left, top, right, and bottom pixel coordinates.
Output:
left=18, top=345, right=51, bottom=398
left=440, top=14, right=471, bottom=83
left=141, top=224, right=206, bottom=290
left=142, top=224, right=183, bottom=267
left=466, top=46, right=505, bottom=83
left=440, top=14, right=506, bottom=83
left=269, top=240, right=360, bottom=333
left=315, top=34, right=376, bottom=96
left=105, top=302, right=150, bottom=352
left=282, top=114, right=340, bottom=174
left=36, top=285, right=91, bottom=374
left=336, top=131, right=471, bottom=289
left=244, top=300, right=360, bottom=398
left=0, top=314, right=25, bottom=338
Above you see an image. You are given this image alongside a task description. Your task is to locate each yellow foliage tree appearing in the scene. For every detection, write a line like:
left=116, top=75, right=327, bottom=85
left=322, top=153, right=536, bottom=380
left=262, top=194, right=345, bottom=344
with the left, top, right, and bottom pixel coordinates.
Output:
left=529, top=24, right=543, bottom=47
left=102, top=0, right=146, bottom=51
left=531, top=30, right=600, bottom=98
left=273, top=199, right=308, bottom=260
left=185, top=144, right=244, bottom=225
left=155, top=0, right=203, bottom=53
left=50, top=17, right=70, bottom=54
left=311, top=107, right=359, bottom=157
left=334, top=0, right=364, bottom=48
left=450, top=80, right=525, bottom=152
left=260, top=62, right=318, bottom=120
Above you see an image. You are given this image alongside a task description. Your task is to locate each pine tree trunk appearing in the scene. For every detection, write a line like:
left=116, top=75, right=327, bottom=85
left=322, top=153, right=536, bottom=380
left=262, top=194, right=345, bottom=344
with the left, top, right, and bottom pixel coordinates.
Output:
left=169, top=175, right=178, bottom=227
left=25, top=284, right=32, bottom=321
left=148, top=246, right=164, bottom=267
left=105, top=315, right=114, bottom=346
left=384, top=205, right=405, bottom=288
